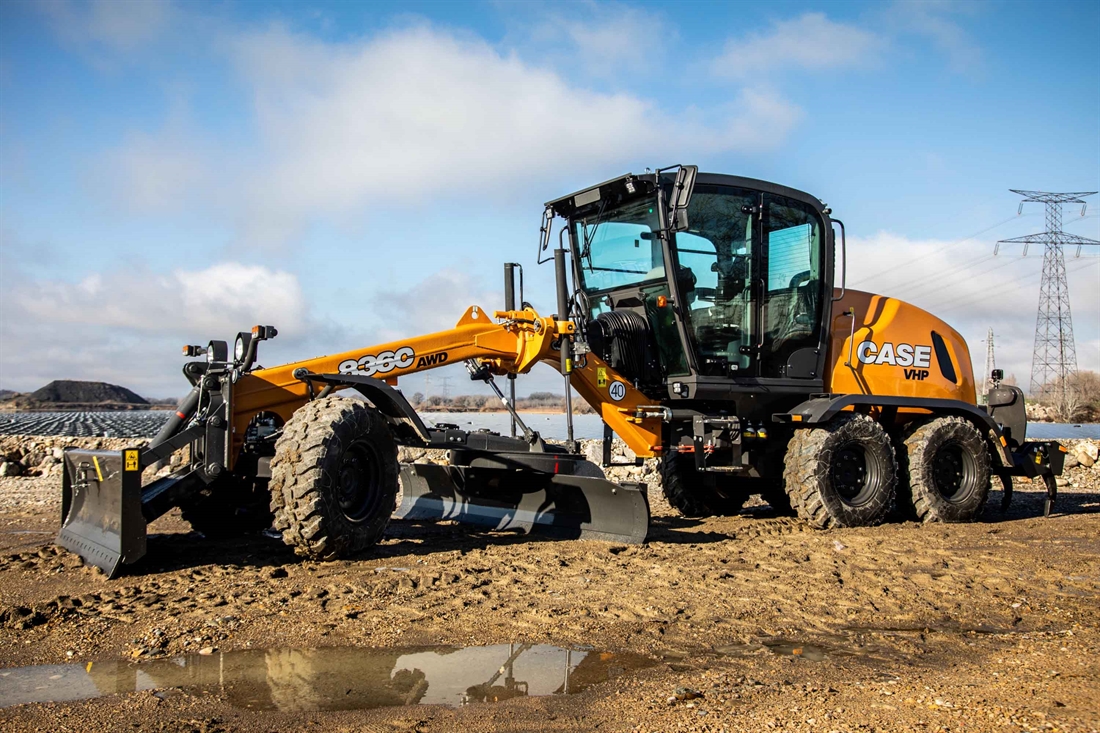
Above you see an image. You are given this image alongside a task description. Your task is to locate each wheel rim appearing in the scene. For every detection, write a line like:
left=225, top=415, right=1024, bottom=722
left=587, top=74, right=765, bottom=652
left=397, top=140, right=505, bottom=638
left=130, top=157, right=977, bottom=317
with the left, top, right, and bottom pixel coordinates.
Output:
left=830, top=441, right=878, bottom=506
left=337, top=439, right=386, bottom=523
left=931, top=440, right=977, bottom=503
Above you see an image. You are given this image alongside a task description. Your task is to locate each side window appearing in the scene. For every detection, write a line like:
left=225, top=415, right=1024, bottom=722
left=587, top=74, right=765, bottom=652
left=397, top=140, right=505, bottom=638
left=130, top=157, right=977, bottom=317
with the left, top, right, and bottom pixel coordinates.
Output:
left=767, top=223, right=814, bottom=291
left=762, top=196, right=823, bottom=377
left=674, top=232, right=717, bottom=311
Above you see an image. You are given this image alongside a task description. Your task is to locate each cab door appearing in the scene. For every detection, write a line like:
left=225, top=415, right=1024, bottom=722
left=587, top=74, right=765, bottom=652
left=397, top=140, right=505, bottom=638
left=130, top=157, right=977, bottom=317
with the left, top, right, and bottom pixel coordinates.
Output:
left=757, top=194, right=827, bottom=379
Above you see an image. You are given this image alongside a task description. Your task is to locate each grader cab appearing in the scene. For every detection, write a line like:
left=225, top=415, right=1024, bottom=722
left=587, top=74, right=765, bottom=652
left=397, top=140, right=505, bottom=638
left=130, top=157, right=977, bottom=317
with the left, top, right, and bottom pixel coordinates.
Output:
left=58, top=166, right=1066, bottom=577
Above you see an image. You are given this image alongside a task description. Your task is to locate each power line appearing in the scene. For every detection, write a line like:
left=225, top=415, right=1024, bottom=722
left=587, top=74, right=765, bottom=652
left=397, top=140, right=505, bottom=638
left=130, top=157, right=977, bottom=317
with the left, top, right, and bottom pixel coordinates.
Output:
left=932, top=258, right=1096, bottom=314
left=849, top=214, right=1023, bottom=288
left=997, top=190, right=1100, bottom=399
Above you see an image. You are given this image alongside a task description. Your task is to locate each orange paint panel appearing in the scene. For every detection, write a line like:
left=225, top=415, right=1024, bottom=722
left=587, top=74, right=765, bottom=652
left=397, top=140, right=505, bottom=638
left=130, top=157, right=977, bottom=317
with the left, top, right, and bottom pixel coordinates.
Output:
left=826, top=289, right=976, bottom=405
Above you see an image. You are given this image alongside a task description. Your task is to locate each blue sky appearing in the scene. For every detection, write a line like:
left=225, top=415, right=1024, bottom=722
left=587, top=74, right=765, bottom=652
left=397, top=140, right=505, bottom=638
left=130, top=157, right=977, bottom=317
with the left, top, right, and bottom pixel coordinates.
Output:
left=1, top=0, right=1098, bottom=398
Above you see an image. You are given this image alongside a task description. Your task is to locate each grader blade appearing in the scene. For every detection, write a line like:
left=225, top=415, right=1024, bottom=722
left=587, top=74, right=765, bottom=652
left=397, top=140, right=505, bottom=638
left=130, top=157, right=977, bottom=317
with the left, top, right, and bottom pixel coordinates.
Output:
left=58, top=449, right=147, bottom=578
left=396, top=464, right=649, bottom=544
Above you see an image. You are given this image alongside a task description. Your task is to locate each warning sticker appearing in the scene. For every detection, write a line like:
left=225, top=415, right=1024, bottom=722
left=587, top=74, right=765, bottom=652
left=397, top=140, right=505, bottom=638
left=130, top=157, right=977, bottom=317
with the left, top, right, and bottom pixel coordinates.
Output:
left=597, top=367, right=608, bottom=388
left=124, top=449, right=140, bottom=472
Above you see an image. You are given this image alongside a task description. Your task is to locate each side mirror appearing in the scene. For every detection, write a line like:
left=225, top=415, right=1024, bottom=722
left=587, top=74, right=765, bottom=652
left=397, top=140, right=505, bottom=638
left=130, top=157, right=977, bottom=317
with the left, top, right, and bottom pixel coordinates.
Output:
left=669, top=165, right=697, bottom=232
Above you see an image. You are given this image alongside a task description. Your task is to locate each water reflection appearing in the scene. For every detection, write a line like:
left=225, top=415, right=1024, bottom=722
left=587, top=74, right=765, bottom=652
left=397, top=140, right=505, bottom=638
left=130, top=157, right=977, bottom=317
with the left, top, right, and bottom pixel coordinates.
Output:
left=0, top=643, right=655, bottom=711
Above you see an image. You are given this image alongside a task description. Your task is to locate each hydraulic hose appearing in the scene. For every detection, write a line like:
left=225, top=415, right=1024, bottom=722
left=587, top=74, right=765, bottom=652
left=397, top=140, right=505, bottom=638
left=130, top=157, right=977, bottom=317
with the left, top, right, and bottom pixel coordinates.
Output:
left=149, top=386, right=200, bottom=449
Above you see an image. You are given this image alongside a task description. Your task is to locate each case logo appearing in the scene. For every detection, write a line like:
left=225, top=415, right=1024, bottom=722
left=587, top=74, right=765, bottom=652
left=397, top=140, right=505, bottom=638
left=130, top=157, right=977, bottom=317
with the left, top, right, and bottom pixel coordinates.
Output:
left=856, top=340, right=934, bottom=380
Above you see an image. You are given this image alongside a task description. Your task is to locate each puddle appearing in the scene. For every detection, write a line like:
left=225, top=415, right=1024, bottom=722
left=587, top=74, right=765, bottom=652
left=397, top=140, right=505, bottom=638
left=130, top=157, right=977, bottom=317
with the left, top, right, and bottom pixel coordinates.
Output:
left=0, top=644, right=655, bottom=711
left=715, top=639, right=830, bottom=662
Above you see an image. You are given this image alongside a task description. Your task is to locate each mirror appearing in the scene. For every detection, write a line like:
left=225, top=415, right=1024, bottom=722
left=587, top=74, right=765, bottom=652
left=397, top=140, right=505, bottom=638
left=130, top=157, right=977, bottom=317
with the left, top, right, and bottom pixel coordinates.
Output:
left=669, top=165, right=697, bottom=232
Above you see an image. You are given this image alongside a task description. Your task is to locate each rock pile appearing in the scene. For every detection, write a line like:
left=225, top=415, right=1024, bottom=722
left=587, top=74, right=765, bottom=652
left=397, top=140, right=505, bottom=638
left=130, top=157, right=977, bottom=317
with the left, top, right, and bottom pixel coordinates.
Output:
left=1064, top=440, right=1099, bottom=469
left=0, top=435, right=151, bottom=479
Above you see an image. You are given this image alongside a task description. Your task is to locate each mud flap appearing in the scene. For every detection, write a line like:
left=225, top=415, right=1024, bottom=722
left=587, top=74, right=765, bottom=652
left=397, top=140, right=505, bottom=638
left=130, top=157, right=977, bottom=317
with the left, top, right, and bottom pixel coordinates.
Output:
left=58, top=449, right=147, bottom=578
left=395, top=464, right=649, bottom=544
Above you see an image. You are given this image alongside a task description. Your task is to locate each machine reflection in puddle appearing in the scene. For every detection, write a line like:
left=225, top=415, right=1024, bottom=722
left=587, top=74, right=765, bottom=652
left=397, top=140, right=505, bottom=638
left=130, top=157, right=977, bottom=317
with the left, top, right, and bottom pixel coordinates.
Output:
left=715, top=639, right=831, bottom=662
left=0, top=643, right=657, bottom=711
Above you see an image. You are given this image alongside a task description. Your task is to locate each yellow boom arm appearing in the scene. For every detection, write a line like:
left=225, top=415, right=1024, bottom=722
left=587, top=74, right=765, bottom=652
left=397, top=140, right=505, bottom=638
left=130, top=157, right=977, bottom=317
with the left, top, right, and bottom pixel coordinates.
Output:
left=230, top=304, right=662, bottom=461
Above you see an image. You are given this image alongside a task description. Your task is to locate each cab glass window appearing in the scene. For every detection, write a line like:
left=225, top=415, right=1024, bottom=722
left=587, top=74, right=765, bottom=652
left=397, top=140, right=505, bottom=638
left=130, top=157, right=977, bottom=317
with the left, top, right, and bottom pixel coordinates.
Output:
left=574, top=200, right=663, bottom=293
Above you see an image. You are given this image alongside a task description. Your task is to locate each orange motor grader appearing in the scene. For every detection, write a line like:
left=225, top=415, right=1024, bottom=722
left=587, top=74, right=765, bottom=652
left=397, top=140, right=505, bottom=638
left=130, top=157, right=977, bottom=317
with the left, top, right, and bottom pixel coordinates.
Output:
left=58, top=166, right=1065, bottom=577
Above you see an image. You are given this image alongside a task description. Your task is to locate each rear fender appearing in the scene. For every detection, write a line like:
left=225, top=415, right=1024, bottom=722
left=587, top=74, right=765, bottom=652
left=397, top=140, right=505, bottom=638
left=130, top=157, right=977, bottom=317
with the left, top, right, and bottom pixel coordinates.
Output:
left=773, top=394, right=1015, bottom=467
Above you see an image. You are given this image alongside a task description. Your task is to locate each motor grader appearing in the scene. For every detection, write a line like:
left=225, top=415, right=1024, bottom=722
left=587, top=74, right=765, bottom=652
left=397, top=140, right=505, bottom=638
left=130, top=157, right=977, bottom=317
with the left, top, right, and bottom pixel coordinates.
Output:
left=57, top=166, right=1066, bottom=577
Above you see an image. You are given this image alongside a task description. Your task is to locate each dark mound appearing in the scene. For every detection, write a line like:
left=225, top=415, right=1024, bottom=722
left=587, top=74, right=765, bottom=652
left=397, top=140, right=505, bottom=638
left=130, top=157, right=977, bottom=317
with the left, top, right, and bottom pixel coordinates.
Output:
left=30, top=380, right=148, bottom=405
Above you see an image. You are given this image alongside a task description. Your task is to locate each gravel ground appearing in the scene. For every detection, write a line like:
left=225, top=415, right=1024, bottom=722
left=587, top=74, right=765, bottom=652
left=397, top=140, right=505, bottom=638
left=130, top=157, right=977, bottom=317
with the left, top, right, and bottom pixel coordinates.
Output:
left=0, top=436, right=1097, bottom=733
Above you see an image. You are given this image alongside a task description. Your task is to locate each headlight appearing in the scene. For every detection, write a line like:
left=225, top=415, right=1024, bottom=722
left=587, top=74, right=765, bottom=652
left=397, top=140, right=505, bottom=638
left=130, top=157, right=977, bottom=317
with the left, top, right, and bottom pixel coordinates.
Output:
left=234, top=332, right=253, bottom=363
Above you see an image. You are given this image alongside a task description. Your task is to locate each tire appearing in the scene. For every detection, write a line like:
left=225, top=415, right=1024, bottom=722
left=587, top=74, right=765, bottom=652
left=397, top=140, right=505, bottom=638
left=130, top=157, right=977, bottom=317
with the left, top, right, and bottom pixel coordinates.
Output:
left=783, top=413, right=897, bottom=529
left=759, top=481, right=795, bottom=515
left=180, top=477, right=274, bottom=538
left=659, top=453, right=748, bottom=517
left=270, top=396, right=399, bottom=560
left=899, top=416, right=990, bottom=523
left=755, top=445, right=796, bottom=516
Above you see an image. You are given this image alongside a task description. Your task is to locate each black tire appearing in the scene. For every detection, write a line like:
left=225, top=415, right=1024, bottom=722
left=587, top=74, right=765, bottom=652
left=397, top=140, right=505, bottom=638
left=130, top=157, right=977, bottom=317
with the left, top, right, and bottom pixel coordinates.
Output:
left=759, top=481, right=795, bottom=516
left=270, top=396, right=399, bottom=560
left=755, top=444, right=796, bottom=516
left=783, top=413, right=897, bottom=529
left=659, top=453, right=748, bottom=517
left=180, top=477, right=274, bottom=538
left=899, top=416, right=990, bottom=522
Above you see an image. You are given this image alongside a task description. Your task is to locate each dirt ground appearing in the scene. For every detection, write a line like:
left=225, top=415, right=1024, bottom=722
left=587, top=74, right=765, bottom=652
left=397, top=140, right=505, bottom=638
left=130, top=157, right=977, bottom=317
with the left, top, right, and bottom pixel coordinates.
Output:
left=0, top=438, right=1097, bottom=733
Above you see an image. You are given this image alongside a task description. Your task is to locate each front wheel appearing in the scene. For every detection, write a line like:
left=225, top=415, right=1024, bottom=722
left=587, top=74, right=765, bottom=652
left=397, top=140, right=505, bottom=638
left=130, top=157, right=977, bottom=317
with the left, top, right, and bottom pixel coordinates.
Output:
left=270, top=397, right=399, bottom=560
left=659, top=453, right=748, bottom=517
left=783, top=414, right=897, bottom=528
left=180, top=476, right=274, bottom=538
left=899, top=416, right=990, bottom=522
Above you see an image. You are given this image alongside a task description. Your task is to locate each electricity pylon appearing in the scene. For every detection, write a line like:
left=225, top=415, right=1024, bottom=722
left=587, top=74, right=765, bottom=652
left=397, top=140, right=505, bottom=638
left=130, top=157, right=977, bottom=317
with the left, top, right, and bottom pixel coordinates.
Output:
left=997, top=190, right=1098, bottom=400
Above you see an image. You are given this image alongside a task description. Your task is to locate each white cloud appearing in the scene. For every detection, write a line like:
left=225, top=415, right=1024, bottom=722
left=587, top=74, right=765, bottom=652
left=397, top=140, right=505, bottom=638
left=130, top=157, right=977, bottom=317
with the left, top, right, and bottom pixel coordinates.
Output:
left=846, top=232, right=1100, bottom=391
left=370, top=269, right=501, bottom=341
left=514, top=1, right=668, bottom=80
left=14, top=262, right=307, bottom=337
left=885, top=0, right=982, bottom=73
left=0, top=261, right=311, bottom=396
left=38, top=0, right=172, bottom=52
left=713, top=12, right=884, bottom=79
left=103, top=24, right=801, bottom=246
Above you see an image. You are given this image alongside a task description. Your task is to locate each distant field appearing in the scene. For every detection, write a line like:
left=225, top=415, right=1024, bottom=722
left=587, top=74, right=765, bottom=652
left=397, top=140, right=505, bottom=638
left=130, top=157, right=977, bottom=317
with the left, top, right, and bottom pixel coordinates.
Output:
left=0, top=411, right=173, bottom=438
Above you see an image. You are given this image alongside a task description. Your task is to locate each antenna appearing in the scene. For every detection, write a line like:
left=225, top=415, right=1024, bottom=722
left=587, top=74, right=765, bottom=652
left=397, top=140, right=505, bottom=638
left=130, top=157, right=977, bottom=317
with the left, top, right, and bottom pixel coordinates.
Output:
left=996, top=190, right=1099, bottom=402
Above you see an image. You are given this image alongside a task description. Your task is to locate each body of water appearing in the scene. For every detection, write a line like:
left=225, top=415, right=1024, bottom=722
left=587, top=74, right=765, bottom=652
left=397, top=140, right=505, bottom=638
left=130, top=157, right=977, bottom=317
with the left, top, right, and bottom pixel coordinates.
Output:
left=1, top=410, right=1095, bottom=441
left=426, top=412, right=1100, bottom=441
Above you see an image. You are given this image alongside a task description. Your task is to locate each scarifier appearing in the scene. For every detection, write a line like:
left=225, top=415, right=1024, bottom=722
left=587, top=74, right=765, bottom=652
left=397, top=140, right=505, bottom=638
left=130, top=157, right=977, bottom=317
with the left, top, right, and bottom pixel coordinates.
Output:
left=57, top=167, right=1066, bottom=577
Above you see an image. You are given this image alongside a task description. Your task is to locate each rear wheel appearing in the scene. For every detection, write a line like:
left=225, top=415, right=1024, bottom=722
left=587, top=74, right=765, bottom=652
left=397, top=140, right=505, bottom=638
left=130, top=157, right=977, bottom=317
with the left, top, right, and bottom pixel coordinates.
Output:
left=899, top=416, right=990, bottom=522
left=783, top=414, right=897, bottom=528
left=270, top=396, right=398, bottom=560
left=659, top=453, right=748, bottom=517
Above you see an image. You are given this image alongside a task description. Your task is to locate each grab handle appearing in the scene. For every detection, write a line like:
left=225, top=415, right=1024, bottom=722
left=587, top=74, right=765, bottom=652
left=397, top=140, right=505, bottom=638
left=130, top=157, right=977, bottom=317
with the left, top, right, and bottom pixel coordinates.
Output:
left=843, top=307, right=857, bottom=367
left=831, top=219, right=846, bottom=302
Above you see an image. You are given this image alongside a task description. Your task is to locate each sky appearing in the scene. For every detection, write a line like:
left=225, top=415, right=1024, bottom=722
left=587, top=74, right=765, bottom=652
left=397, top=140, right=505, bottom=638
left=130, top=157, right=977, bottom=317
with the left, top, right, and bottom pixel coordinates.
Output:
left=1, top=0, right=1098, bottom=400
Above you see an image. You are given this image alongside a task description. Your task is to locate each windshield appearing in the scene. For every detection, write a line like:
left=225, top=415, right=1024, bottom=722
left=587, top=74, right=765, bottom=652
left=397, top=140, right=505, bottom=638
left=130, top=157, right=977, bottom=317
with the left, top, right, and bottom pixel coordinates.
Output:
left=574, top=197, right=663, bottom=293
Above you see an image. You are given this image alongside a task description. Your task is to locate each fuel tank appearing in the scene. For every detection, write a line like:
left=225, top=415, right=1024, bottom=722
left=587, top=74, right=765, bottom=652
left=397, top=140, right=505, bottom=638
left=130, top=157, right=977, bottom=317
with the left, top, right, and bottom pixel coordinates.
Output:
left=826, top=289, right=976, bottom=404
